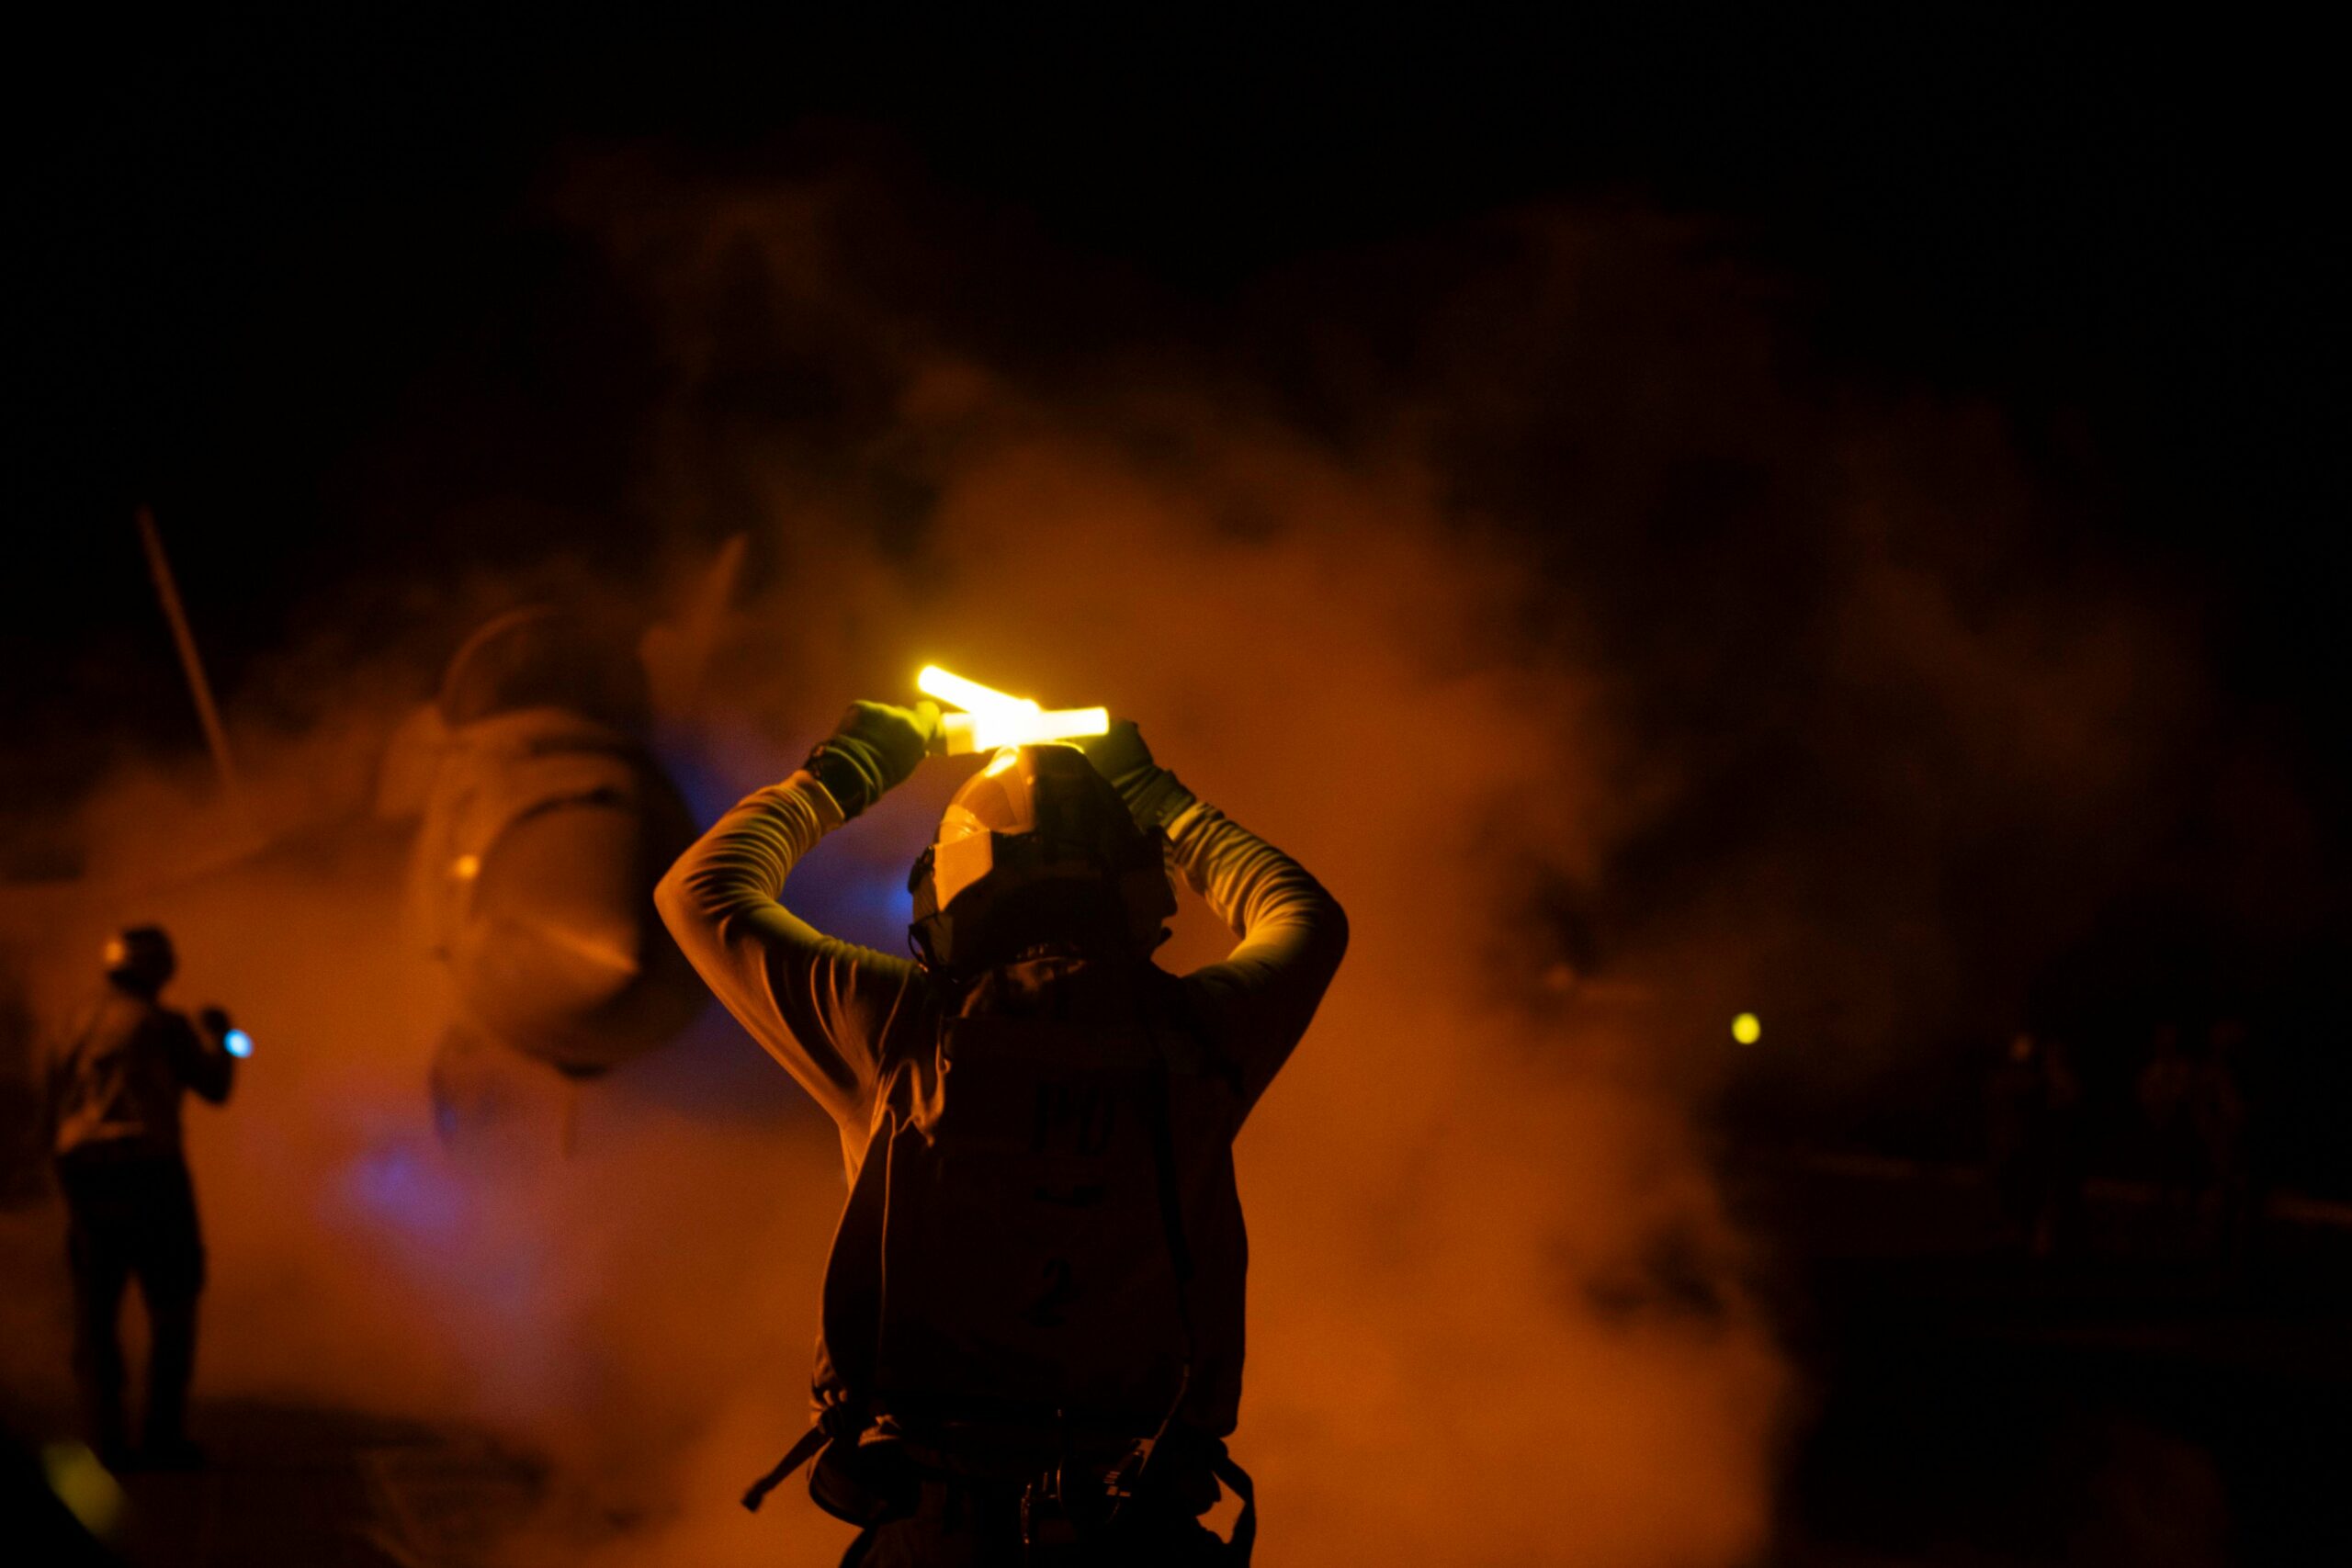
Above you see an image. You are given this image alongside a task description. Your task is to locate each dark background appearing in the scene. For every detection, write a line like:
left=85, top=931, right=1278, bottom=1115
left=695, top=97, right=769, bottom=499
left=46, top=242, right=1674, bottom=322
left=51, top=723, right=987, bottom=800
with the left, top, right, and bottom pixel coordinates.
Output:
left=17, top=17, right=2337, bottom=702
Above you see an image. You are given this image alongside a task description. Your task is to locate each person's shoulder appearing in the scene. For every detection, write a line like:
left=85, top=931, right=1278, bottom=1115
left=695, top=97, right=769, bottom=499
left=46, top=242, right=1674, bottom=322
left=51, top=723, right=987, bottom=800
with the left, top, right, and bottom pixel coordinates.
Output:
left=47, top=989, right=129, bottom=1054
left=141, top=1000, right=198, bottom=1038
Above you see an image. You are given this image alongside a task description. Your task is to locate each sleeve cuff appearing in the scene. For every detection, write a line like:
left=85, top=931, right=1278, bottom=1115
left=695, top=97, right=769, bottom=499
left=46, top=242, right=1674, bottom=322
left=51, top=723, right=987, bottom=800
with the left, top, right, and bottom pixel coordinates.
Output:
left=775, top=769, right=851, bottom=830
left=1116, top=766, right=1197, bottom=832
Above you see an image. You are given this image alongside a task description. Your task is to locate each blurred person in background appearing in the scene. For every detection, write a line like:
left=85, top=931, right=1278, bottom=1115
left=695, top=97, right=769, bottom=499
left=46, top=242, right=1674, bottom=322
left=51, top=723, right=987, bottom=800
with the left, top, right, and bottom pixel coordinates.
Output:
left=659, top=702, right=1346, bottom=1566
left=43, top=926, right=239, bottom=1470
left=2035, top=1035, right=2088, bottom=1258
left=1986, top=1032, right=2046, bottom=1251
left=2136, top=1021, right=2200, bottom=1249
left=1986, top=1031, right=2086, bottom=1258
left=2196, top=1017, right=2259, bottom=1269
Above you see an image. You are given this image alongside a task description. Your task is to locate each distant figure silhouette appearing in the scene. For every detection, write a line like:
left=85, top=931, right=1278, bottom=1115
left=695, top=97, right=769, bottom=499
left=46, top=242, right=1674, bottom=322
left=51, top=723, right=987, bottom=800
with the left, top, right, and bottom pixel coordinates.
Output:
left=660, top=705, right=1346, bottom=1564
left=44, top=927, right=238, bottom=1469
left=2196, top=1018, right=2258, bottom=1267
left=1987, top=1032, right=2085, bottom=1258
left=2037, top=1037, right=2088, bottom=1257
left=2136, top=1022, right=2200, bottom=1247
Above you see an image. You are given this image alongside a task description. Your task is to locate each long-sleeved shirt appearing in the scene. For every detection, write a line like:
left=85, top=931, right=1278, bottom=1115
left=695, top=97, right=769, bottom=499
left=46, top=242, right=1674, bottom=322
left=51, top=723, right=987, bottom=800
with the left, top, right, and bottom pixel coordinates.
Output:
left=654, top=758, right=1347, bottom=1434
left=655, top=764, right=1348, bottom=1180
left=47, top=990, right=235, bottom=1162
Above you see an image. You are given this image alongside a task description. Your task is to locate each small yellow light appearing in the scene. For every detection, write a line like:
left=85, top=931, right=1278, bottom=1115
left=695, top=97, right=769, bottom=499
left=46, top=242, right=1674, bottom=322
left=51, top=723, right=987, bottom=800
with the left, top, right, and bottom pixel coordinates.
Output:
left=1731, top=1012, right=1762, bottom=1045
left=451, top=854, right=481, bottom=880
left=41, top=1442, right=127, bottom=1540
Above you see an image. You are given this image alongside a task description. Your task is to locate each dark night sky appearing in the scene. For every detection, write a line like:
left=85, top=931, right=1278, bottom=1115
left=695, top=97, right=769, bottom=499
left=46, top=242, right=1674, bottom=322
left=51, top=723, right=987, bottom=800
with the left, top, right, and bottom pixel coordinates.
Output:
left=17, top=18, right=2335, bottom=692
left=10, top=16, right=2344, bottom=1041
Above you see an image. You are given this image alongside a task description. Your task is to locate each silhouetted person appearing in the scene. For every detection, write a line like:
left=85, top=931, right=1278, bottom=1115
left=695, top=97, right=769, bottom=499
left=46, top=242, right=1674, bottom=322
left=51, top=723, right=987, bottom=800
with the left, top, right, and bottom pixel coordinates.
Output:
left=659, top=704, right=1346, bottom=1565
left=43, top=928, right=237, bottom=1469
left=1986, top=1032, right=2086, bottom=1258
left=1987, top=1032, right=2043, bottom=1247
left=2195, top=1018, right=2256, bottom=1266
left=2136, top=1022, right=2200, bottom=1247
left=2037, top=1036, right=2088, bottom=1256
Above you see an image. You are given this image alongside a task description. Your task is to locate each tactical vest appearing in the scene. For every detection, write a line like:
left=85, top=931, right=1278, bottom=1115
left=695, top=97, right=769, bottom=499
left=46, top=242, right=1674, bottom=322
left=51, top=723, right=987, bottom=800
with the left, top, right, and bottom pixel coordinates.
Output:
left=754, top=954, right=1252, bottom=1529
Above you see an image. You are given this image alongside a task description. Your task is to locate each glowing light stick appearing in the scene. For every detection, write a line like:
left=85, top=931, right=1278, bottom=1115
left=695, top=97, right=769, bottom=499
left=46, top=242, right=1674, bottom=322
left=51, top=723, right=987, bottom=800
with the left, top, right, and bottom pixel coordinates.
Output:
left=1731, top=1012, right=1761, bottom=1046
left=224, top=1028, right=254, bottom=1059
left=917, top=666, right=1039, bottom=719
left=939, top=706, right=1112, bottom=754
left=918, top=665, right=1109, bottom=755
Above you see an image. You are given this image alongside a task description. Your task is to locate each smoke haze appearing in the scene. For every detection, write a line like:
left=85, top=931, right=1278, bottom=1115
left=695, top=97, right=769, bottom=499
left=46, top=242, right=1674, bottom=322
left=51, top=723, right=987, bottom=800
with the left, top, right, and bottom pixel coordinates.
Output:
left=5, top=151, right=2229, bottom=1564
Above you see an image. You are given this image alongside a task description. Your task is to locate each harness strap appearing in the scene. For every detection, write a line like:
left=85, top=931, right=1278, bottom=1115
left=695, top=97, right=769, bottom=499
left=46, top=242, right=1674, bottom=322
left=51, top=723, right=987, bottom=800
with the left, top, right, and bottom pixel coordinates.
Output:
left=748, top=1414, right=1257, bottom=1563
left=741, top=1411, right=845, bottom=1513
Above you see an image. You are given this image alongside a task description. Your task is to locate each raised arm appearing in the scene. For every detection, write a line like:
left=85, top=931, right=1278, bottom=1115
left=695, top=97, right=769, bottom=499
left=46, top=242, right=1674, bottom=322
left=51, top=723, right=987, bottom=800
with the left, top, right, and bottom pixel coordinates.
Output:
left=653, top=702, right=940, bottom=1131
left=1083, top=723, right=1348, bottom=1117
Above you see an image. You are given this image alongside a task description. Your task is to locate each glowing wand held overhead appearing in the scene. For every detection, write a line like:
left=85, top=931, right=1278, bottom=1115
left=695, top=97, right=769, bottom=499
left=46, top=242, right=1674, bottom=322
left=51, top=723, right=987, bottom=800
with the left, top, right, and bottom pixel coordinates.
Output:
left=916, top=665, right=1109, bottom=755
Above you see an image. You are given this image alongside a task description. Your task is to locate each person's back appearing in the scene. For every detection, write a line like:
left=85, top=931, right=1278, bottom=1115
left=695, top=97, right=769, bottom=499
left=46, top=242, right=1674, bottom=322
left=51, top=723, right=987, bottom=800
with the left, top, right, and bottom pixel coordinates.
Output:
left=51, top=988, right=226, bottom=1165
left=658, top=702, right=1345, bottom=1565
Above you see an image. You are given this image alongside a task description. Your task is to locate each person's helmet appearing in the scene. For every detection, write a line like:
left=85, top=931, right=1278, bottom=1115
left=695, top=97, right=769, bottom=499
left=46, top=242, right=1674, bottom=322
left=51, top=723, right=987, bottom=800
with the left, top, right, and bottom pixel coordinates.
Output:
left=102, top=926, right=176, bottom=993
left=909, top=745, right=1175, bottom=974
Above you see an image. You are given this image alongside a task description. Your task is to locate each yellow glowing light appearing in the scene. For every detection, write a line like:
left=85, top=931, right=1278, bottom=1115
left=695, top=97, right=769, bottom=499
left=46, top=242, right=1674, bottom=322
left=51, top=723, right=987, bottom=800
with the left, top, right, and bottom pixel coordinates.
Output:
left=919, top=665, right=1106, bottom=756
left=451, top=853, right=481, bottom=880
left=940, top=707, right=1112, bottom=755
left=41, top=1442, right=126, bottom=1540
left=918, top=666, right=1040, bottom=719
left=1731, top=1012, right=1762, bottom=1045
left=974, top=706, right=1109, bottom=747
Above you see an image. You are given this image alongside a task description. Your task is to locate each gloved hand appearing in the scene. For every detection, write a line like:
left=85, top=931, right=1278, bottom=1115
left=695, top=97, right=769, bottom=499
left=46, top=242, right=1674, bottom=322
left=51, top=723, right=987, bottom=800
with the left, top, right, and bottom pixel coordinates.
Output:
left=1078, top=718, right=1155, bottom=784
left=804, top=700, right=943, bottom=818
left=1079, top=718, right=1191, bottom=829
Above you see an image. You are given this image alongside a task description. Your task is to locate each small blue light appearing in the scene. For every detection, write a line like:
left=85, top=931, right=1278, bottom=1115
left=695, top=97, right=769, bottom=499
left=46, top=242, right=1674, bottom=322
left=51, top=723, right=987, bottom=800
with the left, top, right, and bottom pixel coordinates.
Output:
left=224, top=1028, right=254, bottom=1059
